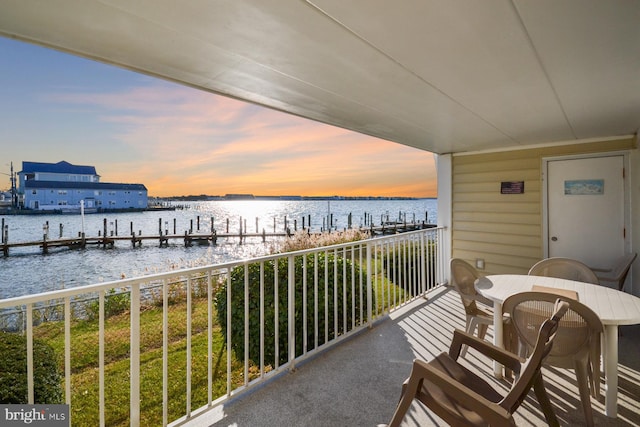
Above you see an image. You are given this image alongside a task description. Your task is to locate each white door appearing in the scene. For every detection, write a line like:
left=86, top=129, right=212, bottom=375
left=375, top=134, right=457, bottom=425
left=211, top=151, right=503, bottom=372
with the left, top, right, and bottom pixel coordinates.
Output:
left=546, top=155, right=626, bottom=268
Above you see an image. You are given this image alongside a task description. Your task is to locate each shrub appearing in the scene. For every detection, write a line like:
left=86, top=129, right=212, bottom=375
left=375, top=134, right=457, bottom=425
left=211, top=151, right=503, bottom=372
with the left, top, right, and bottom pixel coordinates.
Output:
left=215, top=251, right=368, bottom=367
left=383, top=239, right=437, bottom=297
left=0, top=331, right=63, bottom=404
left=85, top=288, right=131, bottom=320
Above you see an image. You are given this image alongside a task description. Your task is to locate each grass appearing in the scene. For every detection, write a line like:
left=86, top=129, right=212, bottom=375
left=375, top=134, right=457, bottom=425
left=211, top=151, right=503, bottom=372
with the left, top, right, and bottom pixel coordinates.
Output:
left=25, top=231, right=430, bottom=426
left=32, top=294, right=249, bottom=426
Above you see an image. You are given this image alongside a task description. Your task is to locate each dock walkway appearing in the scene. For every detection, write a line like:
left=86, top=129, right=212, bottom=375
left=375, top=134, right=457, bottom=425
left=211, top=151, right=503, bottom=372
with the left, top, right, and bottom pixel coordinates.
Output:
left=1, top=221, right=435, bottom=256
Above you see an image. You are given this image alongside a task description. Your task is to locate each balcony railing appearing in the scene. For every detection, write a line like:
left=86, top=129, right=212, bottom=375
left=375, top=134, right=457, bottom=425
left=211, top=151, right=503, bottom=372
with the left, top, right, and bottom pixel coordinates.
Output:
left=0, top=227, right=446, bottom=426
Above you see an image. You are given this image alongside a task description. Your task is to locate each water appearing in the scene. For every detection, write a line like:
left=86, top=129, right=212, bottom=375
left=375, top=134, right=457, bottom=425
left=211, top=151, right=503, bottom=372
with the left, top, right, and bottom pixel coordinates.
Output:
left=0, top=199, right=437, bottom=299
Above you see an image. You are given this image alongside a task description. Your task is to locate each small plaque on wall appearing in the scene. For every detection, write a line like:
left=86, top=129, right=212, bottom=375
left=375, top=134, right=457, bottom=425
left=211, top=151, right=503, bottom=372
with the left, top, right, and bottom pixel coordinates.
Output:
left=501, top=181, right=525, bottom=194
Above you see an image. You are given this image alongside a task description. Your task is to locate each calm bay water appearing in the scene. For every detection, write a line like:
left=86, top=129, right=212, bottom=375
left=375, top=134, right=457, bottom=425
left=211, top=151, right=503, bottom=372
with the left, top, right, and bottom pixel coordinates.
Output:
left=0, top=199, right=437, bottom=299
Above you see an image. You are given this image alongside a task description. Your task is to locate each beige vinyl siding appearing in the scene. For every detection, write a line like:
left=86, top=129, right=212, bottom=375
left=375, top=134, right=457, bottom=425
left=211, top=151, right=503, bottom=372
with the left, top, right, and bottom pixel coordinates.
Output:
left=451, top=137, right=635, bottom=275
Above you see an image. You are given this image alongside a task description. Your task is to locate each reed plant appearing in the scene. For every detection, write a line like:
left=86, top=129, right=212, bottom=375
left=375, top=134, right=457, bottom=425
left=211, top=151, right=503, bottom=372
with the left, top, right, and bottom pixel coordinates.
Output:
left=276, top=228, right=369, bottom=252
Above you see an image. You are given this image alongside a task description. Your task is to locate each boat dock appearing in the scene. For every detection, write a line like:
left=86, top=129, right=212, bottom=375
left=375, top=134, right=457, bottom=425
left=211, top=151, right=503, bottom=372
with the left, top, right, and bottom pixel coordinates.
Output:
left=0, top=215, right=435, bottom=257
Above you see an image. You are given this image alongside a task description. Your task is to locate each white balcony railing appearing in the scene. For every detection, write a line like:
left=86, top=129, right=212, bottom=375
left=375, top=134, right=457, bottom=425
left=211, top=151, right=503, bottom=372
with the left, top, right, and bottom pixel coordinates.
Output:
left=0, top=227, right=446, bottom=426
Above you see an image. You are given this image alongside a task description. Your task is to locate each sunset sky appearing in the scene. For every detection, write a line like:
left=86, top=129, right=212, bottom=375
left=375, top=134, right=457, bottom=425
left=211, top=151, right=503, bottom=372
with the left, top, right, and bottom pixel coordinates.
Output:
left=0, top=37, right=437, bottom=198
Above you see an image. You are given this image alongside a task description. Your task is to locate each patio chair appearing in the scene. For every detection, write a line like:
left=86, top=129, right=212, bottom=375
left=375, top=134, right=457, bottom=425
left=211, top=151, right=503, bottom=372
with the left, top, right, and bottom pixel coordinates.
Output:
left=591, top=252, right=637, bottom=291
left=385, top=300, right=570, bottom=427
left=450, top=258, right=494, bottom=356
left=528, top=257, right=599, bottom=285
left=503, top=292, right=603, bottom=427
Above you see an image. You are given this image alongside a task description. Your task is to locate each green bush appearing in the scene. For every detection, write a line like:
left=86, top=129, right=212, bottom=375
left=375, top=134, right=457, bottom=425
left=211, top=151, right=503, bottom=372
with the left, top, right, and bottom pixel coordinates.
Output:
left=215, top=251, right=368, bottom=367
left=85, top=288, right=131, bottom=320
left=0, top=331, right=63, bottom=404
left=383, top=239, right=437, bottom=296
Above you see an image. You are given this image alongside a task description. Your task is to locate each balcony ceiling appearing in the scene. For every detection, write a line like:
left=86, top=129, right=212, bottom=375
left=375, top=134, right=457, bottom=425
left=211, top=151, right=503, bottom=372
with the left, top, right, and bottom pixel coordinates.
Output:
left=0, top=0, right=638, bottom=154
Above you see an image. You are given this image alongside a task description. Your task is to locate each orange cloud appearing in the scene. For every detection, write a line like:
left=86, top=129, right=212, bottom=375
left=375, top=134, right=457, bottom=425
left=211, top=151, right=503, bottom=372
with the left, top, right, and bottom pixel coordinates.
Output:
left=48, top=81, right=437, bottom=197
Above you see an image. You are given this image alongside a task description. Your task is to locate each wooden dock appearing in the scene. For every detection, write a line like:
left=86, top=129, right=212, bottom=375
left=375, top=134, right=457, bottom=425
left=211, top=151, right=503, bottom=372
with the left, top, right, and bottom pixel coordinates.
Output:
left=0, top=230, right=293, bottom=256
left=0, top=214, right=435, bottom=257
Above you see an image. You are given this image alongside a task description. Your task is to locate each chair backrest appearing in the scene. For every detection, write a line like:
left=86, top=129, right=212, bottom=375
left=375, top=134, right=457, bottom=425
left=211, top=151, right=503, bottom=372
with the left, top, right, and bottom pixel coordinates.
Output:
left=450, top=258, right=482, bottom=315
left=528, top=257, right=599, bottom=285
left=503, top=291, right=603, bottom=371
left=601, top=252, right=637, bottom=291
left=501, top=299, right=570, bottom=413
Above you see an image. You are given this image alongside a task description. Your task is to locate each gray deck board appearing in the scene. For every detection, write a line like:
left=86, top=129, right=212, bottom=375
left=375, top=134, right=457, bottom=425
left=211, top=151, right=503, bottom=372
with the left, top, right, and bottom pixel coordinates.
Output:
left=183, top=286, right=640, bottom=426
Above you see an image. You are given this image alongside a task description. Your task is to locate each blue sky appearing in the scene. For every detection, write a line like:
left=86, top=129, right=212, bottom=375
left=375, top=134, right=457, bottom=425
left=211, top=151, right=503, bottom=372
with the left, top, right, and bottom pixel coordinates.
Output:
left=0, top=37, right=437, bottom=197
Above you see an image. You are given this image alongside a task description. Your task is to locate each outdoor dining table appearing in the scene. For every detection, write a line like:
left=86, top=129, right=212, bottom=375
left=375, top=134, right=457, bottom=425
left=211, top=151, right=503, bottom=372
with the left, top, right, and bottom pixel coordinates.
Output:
left=475, top=274, right=640, bottom=418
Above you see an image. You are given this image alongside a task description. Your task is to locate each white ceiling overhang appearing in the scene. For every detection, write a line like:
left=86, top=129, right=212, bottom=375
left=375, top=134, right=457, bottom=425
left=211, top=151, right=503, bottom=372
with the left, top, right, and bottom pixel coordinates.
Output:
left=0, top=0, right=638, bottom=154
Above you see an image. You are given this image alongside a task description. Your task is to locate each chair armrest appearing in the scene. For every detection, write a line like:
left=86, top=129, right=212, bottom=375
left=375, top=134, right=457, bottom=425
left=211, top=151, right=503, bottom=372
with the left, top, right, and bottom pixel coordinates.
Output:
left=397, top=359, right=514, bottom=426
left=458, top=291, right=494, bottom=307
left=449, top=329, right=523, bottom=373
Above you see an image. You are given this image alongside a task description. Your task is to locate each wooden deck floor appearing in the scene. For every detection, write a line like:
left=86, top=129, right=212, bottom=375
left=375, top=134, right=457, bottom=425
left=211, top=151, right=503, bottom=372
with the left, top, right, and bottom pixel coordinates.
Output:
left=182, top=285, right=640, bottom=427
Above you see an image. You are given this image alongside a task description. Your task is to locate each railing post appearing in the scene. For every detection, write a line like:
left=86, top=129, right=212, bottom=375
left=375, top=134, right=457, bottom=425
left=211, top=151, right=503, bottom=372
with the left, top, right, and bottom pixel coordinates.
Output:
left=226, top=271, right=232, bottom=395
left=130, top=284, right=140, bottom=426
left=366, top=241, right=373, bottom=328
left=26, top=304, right=34, bottom=404
left=244, top=264, right=249, bottom=384
left=163, top=279, right=169, bottom=426
left=98, top=293, right=105, bottom=427
left=420, top=232, right=427, bottom=296
left=186, top=276, right=192, bottom=417
left=288, top=254, right=296, bottom=370
left=65, top=298, right=72, bottom=407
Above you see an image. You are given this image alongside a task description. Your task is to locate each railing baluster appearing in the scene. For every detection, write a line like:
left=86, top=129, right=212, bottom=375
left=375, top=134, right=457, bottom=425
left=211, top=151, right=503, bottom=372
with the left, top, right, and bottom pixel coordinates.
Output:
left=342, top=247, right=347, bottom=334
left=303, top=254, right=308, bottom=355
left=333, top=248, right=338, bottom=339
left=226, top=271, right=232, bottom=396
left=274, top=260, right=279, bottom=369
left=186, top=276, right=192, bottom=417
left=324, top=250, right=328, bottom=343
left=314, top=253, right=318, bottom=349
left=244, top=264, right=249, bottom=385
left=26, top=303, right=33, bottom=404
left=366, top=241, right=372, bottom=327
left=351, top=246, right=355, bottom=330
left=64, top=297, right=71, bottom=406
left=130, top=284, right=140, bottom=426
left=207, top=271, right=213, bottom=406
left=163, top=279, right=168, bottom=427
left=260, top=262, right=265, bottom=378
left=98, top=292, right=105, bottom=427
left=287, top=255, right=295, bottom=369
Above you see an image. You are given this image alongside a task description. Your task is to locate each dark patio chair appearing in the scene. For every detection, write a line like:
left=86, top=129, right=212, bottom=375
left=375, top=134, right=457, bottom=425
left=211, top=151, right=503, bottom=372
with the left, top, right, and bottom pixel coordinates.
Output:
left=385, top=300, right=570, bottom=427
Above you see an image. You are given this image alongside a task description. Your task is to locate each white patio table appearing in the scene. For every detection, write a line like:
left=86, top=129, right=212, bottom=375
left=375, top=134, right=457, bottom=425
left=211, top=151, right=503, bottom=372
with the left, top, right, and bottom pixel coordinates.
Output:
left=475, top=274, right=640, bottom=418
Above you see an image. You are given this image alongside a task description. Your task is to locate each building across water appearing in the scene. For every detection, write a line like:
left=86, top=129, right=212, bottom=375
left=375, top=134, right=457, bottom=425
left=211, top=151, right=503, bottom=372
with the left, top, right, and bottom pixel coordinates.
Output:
left=17, top=160, right=148, bottom=212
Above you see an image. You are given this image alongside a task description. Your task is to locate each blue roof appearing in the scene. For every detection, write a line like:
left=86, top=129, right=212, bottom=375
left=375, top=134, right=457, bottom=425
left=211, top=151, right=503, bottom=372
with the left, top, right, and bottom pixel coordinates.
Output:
left=21, top=161, right=98, bottom=176
left=24, top=181, right=147, bottom=191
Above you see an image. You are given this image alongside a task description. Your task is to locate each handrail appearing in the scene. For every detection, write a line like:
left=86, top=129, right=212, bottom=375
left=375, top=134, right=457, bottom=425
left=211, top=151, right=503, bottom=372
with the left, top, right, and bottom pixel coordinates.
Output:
left=0, top=227, right=446, bottom=426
